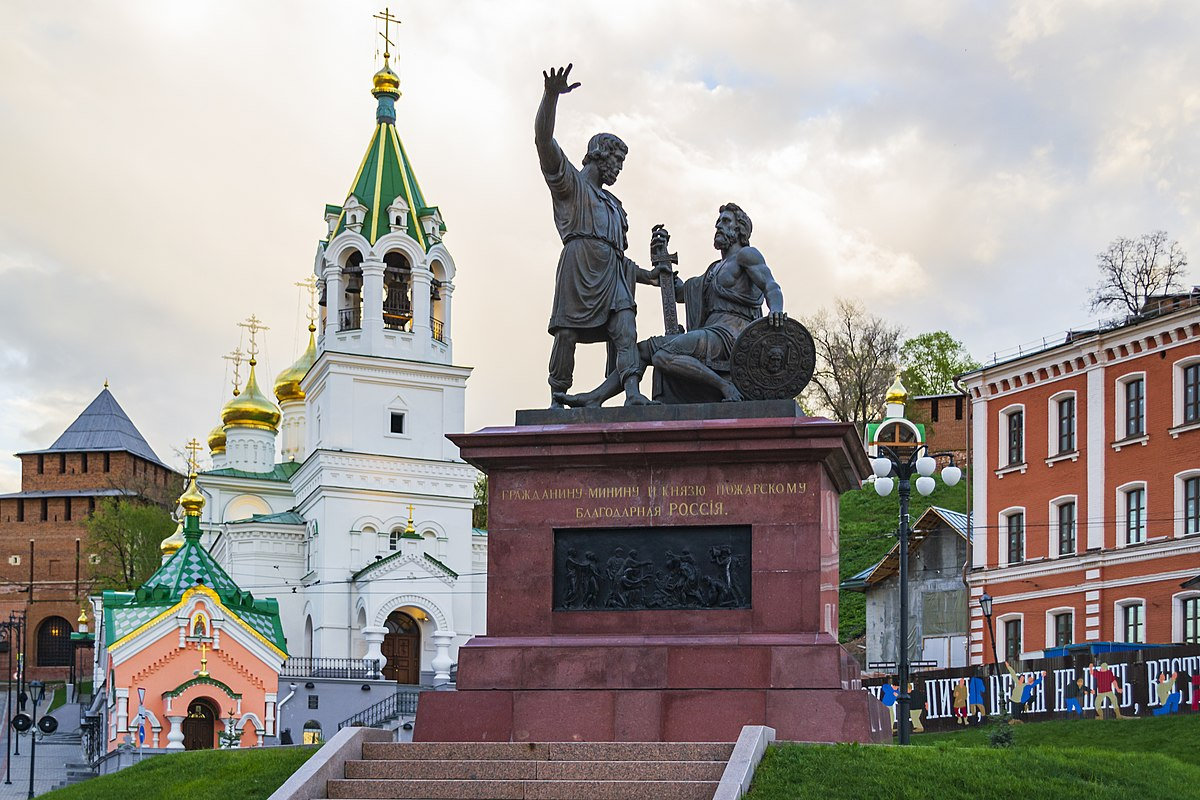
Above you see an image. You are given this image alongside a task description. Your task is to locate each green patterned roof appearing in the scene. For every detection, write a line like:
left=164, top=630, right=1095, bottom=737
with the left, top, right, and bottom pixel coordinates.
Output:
left=103, top=514, right=286, bottom=652
left=204, top=461, right=301, bottom=483
left=326, top=87, right=443, bottom=250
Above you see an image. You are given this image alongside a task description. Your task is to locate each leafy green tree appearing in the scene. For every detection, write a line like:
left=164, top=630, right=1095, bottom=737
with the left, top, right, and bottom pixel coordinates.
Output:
left=85, top=498, right=176, bottom=590
left=898, top=331, right=980, bottom=397
left=472, top=474, right=488, bottom=529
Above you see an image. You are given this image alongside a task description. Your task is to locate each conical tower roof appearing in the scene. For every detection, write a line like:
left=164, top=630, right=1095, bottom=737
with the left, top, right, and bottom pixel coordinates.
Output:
left=326, top=57, right=443, bottom=249
left=21, top=387, right=169, bottom=469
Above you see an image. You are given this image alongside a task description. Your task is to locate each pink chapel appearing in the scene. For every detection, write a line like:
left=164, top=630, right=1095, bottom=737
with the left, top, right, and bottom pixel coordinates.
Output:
left=95, top=470, right=287, bottom=751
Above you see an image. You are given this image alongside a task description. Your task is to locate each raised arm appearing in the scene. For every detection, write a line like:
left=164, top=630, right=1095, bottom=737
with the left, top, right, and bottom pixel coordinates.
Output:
left=737, top=247, right=786, bottom=325
left=535, top=64, right=580, bottom=175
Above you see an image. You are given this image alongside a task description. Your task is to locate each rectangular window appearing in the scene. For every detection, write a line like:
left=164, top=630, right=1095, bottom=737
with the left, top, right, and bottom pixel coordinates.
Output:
left=59, top=453, right=66, bottom=473
left=1057, top=501, right=1076, bottom=555
left=37, top=455, right=44, bottom=475
left=1004, top=619, right=1022, bottom=660
left=1185, top=597, right=1200, bottom=645
left=81, top=453, right=88, bottom=474
left=1187, top=477, right=1200, bottom=536
left=931, top=399, right=940, bottom=422
left=16, top=500, right=24, bottom=523
left=307, top=695, right=319, bottom=710
left=103, top=452, right=111, bottom=473
left=1122, top=604, right=1145, bottom=643
left=390, top=412, right=405, bottom=435
left=40, top=498, right=48, bottom=522
left=88, top=497, right=95, bottom=514
left=1007, top=411, right=1024, bottom=465
left=1185, top=364, right=1200, bottom=425
left=955, top=396, right=964, bottom=420
left=1054, top=612, right=1073, bottom=647
left=1007, top=513, right=1025, bottom=564
left=1125, top=377, right=1145, bottom=438
left=1125, top=488, right=1146, bottom=544
left=1057, top=396, right=1076, bottom=453
left=64, top=498, right=72, bottom=522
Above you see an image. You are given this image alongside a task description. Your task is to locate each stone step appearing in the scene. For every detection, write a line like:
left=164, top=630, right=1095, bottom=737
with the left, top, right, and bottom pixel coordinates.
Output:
left=361, top=741, right=734, bottom=762
left=327, top=778, right=719, bottom=799
left=345, top=758, right=726, bottom=782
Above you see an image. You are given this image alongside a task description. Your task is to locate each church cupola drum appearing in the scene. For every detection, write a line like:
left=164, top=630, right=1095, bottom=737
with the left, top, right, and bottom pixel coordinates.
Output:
left=316, top=20, right=456, bottom=365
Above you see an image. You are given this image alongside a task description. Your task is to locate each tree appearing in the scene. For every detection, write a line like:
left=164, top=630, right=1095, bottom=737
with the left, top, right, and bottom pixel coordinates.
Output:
left=802, top=299, right=903, bottom=428
left=898, top=332, right=980, bottom=397
left=472, top=474, right=488, bottom=530
left=85, top=498, right=176, bottom=590
left=1090, top=231, right=1188, bottom=316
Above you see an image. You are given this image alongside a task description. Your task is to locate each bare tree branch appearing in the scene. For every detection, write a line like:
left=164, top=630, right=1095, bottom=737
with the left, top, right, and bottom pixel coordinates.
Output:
left=1090, top=231, right=1188, bottom=316
left=802, top=298, right=903, bottom=428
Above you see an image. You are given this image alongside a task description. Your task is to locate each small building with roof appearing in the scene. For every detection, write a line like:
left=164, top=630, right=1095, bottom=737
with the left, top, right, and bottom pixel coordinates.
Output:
left=0, top=386, right=180, bottom=679
left=94, top=471, right=286, bottom=752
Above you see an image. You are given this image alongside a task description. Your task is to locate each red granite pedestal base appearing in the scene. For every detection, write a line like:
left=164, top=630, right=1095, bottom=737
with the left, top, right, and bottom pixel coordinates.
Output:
left=416, top=409, right=889, bottom=743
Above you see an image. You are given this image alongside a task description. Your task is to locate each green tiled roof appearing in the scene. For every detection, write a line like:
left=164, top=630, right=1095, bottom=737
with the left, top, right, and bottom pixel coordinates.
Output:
left=204, top=462, right=301, bottom=483
left=229, top=510, right=306, bottom=526
left=326, top=97, right=443, bottom=250
left=104, top=515, right=286, bottom=652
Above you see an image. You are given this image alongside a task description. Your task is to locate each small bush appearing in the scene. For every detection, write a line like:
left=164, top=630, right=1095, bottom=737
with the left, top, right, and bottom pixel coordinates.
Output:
left=988, top=714, right=1015, bottom=748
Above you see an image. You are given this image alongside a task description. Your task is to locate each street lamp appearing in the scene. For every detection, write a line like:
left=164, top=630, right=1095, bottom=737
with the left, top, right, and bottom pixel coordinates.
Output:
left=25, top=680, right=45, bottom=800
left=979, top=592, right=999, bottom=674
left=870, top=439, right=961, bottom=745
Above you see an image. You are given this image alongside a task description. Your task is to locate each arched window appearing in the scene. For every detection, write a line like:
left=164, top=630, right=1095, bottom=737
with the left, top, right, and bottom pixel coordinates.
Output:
left=36, top=616, right=73, bottom=666
left=389, top=529, right=402, bottom=551
left=192, top=613, right=208, bottom=638
left=302, top=720, right=323, bottom=745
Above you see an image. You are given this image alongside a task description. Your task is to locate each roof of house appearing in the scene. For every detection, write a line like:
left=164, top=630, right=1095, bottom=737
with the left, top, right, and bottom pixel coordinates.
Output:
left=841, top=506, right=971, bottom=592
left=18, top=388, right=170, bottom=469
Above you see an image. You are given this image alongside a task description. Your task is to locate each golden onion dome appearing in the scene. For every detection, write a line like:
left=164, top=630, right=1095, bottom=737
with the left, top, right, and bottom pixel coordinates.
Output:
left=178, top=474, right=205, bottom=517
left=885, top=375, right=909, bottom=405
left=207, top=422, right=227, bottom=454
left=161, top=519, right=186, bottom=555
left=220, top=361, right=281, bottom=432
left=274, top=326, right=318, bottom=404
left=77, top=606, right=89, bottom=625
left=372, top=59, right=400, bottom=96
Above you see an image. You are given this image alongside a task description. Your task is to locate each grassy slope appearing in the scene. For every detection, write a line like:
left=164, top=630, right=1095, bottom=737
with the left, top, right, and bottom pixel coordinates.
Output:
left=42, top=745, right=320, bottom=800
left=838, top=478, right=968, bottom=642
left=751, top=715, right=1200, bottom=800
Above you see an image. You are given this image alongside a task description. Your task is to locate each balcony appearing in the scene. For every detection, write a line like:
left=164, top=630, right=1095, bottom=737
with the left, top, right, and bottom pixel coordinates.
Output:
left=280, top=657, right=381, bottom=679
left=338, top=307, right=362, bottom=332
left=431, top=316, right=445, bottom=343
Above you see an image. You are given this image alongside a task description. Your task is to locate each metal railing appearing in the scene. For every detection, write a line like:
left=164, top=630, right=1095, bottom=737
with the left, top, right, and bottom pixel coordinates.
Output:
left=431, top=316, right=445, bottom=343
left=384, top=301, right=412, bottom=331
left=280, top=657, right=381, bottom=679
left=337, top=689, right=421, bottom=730
left=338, top=307, right=362, bottom=332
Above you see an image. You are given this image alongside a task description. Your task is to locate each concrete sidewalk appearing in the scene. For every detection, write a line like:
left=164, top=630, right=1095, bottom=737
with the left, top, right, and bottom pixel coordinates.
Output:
left=0, top=695, right=76, bottom=798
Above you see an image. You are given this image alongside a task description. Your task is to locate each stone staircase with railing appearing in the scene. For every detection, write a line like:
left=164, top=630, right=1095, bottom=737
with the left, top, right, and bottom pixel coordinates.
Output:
left=326, top=740, right=735, bottom=799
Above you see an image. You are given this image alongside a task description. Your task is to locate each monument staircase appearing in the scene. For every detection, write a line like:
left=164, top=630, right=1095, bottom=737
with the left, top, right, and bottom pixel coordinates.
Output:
left=325, top=740, right=734, bottom=799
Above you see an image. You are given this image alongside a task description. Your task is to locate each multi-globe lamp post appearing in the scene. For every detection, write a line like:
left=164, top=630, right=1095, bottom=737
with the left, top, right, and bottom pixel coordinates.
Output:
left=868, top=378, right=961, bottom=745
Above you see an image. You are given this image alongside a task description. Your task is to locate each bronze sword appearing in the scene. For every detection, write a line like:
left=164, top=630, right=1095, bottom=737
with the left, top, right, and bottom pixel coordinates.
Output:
left=651, top=224, right=683, bottom=335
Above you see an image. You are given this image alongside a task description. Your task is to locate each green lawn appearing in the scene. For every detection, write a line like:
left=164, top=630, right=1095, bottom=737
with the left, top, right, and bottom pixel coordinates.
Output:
left=749, top=714, right=1200, bottom=800
left=41, top=744, right=320, bottom=800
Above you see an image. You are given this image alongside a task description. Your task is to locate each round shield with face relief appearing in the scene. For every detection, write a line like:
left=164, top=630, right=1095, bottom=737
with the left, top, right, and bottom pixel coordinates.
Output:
left=730, top=316, right=816, bottom=401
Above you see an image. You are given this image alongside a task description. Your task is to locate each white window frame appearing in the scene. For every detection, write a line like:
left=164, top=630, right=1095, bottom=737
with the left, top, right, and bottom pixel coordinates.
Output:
left=1116, top=481, right=1148, bottom=547
left=999, top=506, right=1026, bottom=566
left=1114, top=371, right=1147, bottom=443
left=1175, top=470, right=1200, bottom=539
left=384, top=395, right=411, bottom=441
left=1046, top=390, right=1078, bottom=460
left=997, top=403, right=1026, bottom=470
left=1171, top=591, right=1200, bottom=644
left=1045, top=606, right=1076, bottom=649
left=997, top=612, right=1025, bottom=661
left=1114, top=598, right=1146, bottom=643
left=1171, top=355, right=1200, bottom=431
left=1048, top=495, right=1078, bottom=558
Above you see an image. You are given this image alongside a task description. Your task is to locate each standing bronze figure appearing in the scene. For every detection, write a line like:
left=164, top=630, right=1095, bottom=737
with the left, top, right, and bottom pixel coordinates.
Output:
left=536, top=64, right=658, bottom=408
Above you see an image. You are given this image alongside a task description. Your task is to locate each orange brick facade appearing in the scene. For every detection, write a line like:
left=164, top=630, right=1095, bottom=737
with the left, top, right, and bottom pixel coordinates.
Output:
left=963, top=303, right=1200, bottom=664
left=0, top=449, right=178, bottom=679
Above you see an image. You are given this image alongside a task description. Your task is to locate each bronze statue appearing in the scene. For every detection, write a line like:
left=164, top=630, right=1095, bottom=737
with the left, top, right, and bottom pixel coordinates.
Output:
left=536, top=64, right=660, bottom=408
left=559, top=203, right=790, bottom=406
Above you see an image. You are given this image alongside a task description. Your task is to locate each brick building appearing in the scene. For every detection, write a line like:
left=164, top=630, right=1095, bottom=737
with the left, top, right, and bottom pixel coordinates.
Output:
left=960, top=294, right=1200, bottom=664
left=0, top=387, right=179, bottom=678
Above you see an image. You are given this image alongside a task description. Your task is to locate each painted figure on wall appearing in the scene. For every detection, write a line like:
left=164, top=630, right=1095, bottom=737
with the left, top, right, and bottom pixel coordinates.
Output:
left=908, top=682, right=927, bottom=733
left=968, top=675, right=988, bottom=722
left=1152, top=671, right=1181, bottom=716
left=952, top=678, right=969, bottom=725
left=1090, top=663, right=1126, bottom=719
left=1005, top=663, right=1047, bottom=716
left=1064, top=675, right=1093, bottom=717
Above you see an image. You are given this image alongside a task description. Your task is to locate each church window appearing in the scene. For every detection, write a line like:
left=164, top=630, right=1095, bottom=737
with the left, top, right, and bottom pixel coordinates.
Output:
left=390, top=413, right=405, bottom=435
left=389, top=529, right=401, bottom=550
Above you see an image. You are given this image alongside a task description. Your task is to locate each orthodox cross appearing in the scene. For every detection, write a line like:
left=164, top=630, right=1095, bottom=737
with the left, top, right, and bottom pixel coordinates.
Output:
left=296, top=275, right=319, bottom=328
left=223, top=347, right=246, bottom=396
left=198, top=641, right=209, bottom=678
left=238, top=314, right=270, bottom=366
left=185, top=438, right=203, bottom=476
left=405, top=503, right=416, bottom=534
left=373, top=7, right=400, bottom=60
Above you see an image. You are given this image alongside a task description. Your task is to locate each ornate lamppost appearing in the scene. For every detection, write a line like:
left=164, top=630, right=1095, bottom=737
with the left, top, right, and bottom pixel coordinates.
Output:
left=979, top=592, right=1000, bottom=673
left=868, top=378, right=961, bottom=745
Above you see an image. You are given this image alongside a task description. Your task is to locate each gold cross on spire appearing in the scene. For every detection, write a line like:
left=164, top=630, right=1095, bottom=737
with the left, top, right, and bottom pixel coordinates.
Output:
left=296, top=275, right=319, bottom=328
left=223, top=347, right=246, bottom=396
left=198, top=641, right=209, bottom=678
left=185, top=438, right=203, bottom=476
left=405, top=503, right=416, bottom=535
left=238, top=314, right=270, bottom=365
left=373, top=7, right=401, bottom=60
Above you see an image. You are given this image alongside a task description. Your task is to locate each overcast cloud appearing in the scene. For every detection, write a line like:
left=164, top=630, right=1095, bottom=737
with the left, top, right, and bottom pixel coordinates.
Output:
left=1, top=1, right=1197, bottom=490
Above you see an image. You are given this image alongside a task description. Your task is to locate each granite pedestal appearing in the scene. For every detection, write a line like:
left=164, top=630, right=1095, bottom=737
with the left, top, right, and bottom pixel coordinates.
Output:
left=415, top=403, right=889, bottom=743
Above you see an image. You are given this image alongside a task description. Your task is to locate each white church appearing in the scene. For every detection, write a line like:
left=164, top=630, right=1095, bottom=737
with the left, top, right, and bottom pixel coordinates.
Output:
left=196, top=48, right=486, bottom=691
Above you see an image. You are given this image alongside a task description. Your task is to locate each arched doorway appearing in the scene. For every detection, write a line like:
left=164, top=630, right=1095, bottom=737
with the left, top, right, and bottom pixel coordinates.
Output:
left=382, top=610, right=420, bottom=684
left=182, top=698, right=218, bottom=750
left=36, top=616, right=73, bottom=666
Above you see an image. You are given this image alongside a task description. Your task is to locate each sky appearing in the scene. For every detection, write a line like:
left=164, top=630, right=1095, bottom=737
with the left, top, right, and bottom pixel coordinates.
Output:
left=2, top=1, right=1199, bottom=491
